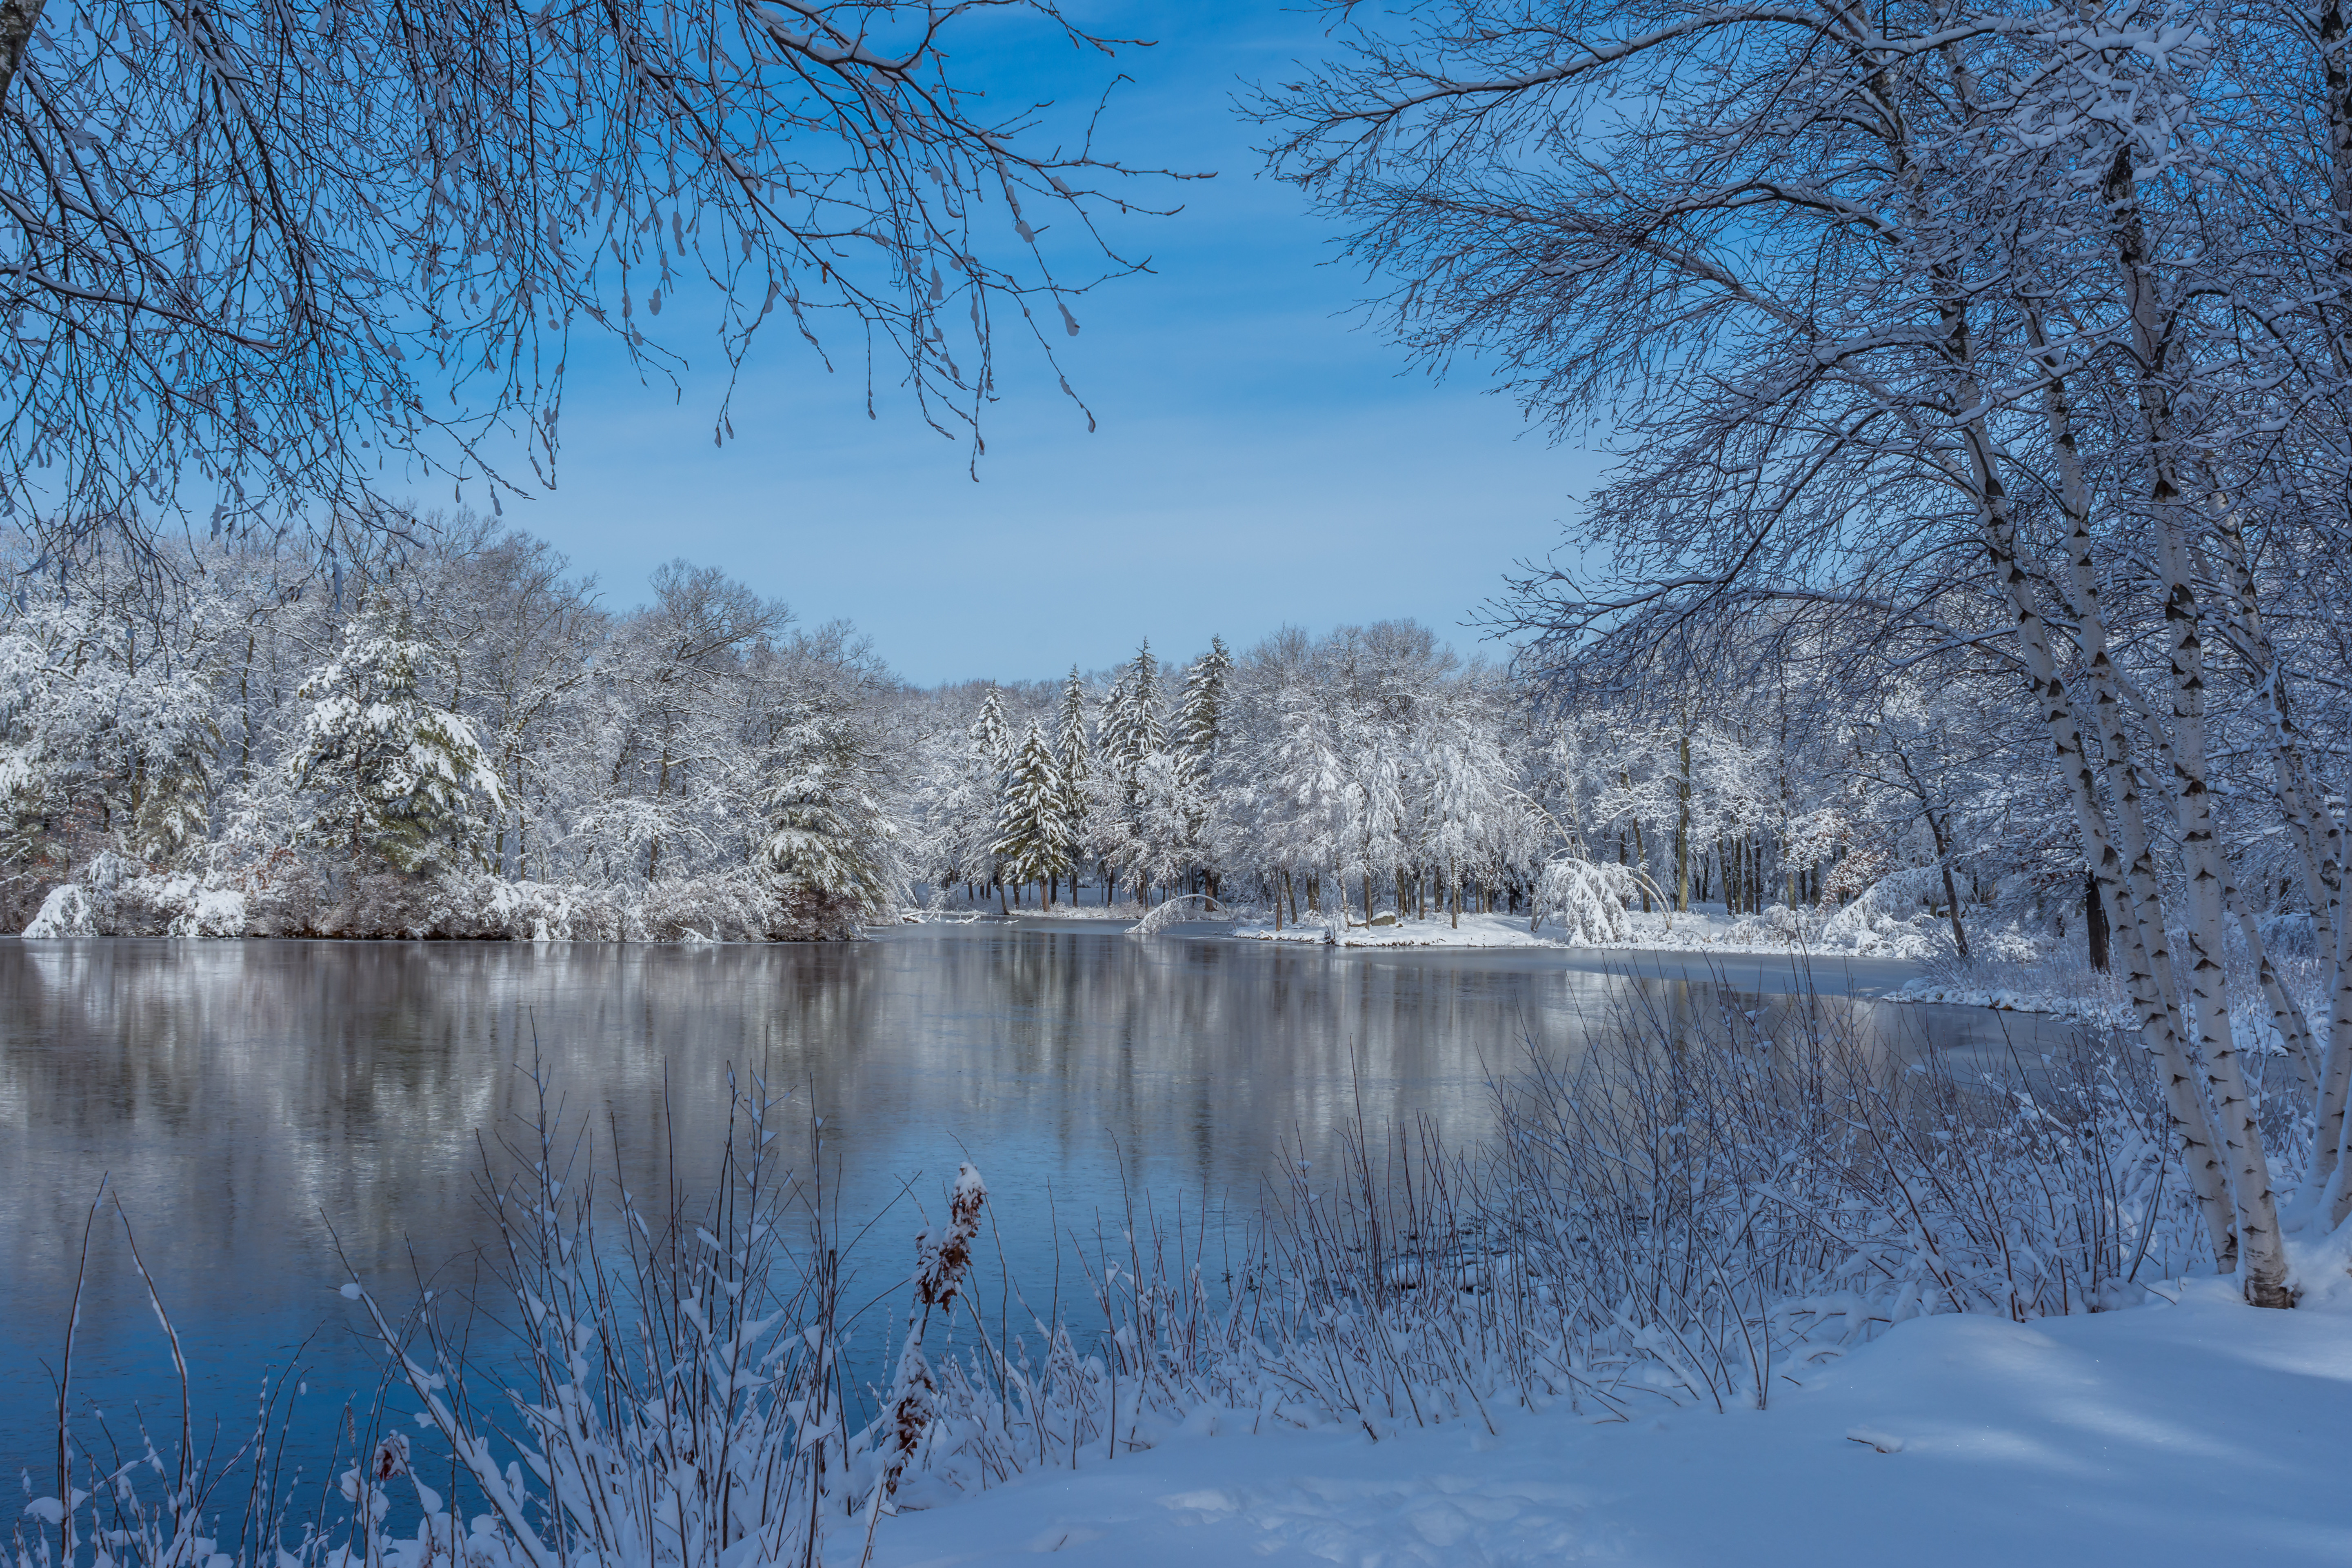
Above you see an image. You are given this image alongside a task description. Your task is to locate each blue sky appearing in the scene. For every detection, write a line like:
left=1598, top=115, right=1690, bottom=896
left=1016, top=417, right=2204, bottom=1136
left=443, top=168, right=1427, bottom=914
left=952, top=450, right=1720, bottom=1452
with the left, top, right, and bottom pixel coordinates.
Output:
left=504, top=3, right=1604, bottom=686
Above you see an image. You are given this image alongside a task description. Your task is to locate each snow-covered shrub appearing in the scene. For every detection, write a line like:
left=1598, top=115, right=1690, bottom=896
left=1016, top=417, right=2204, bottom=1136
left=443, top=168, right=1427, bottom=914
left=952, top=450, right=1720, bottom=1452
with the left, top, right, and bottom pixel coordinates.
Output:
left=1721, top=901, right=1828, bottom=947
left=19, top=852, right=253, bottom=936
left=21, top=880, right=96, bottom=937
left=1530, top=855, right=1635, bottom=944
left=1817, top=868, right=1952, bottom=957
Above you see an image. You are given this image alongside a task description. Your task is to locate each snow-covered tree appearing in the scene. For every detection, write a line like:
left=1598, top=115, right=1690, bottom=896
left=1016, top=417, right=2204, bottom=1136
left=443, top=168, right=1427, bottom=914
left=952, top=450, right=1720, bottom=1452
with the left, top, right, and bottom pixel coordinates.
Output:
left=286, top=615, right=505, bottom=877
left=758, top=764, right=895, bottom=938
left=1259, top=0, right=2352, bottom=1296
left=991, top=723, right=1071, bottom=904
left=0, top=557, right=218, bottom=899
left=1054, top=668, right=1094, bottom=888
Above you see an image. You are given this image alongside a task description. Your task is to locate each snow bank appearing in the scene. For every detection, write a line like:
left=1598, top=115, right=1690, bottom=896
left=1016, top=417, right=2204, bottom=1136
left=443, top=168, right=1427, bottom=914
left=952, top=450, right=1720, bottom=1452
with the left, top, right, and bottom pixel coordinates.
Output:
left=17, top=858, right=868, bottom=941
left=1230, top=912, right=1565, bottom=949
left=1225, top=901, right=1944, bottom=956
left=871, top=1282, right=2352, bottom=1568
left=1890, top=978, right=2136, bottom=1028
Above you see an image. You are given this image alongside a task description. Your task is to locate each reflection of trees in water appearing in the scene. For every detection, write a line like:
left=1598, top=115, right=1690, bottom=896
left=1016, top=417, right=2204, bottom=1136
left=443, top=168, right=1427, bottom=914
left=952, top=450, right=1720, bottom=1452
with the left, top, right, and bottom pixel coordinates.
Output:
left=0, top=939, right=2036, bottom=1300
left=2, top=935, right=1601, bottom=1299
left=0, top=935, right=2057, bottom=1488
left=0, top=931, right=2079, bottom=1495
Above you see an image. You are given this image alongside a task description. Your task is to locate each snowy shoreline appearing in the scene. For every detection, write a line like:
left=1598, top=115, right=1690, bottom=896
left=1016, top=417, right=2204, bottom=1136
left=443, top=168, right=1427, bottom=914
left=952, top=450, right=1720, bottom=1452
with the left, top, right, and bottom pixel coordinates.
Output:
left=867, top=1276, right=2352, bottom=1568
left=870, top=1279, right=2352, bottom=1568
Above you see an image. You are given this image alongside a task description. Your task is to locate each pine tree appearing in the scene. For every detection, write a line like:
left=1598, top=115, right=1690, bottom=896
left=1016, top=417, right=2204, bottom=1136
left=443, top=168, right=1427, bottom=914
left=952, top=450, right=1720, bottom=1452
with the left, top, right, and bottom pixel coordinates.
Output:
left=757, top=709, right=897, bottom=936
left=964, top=685, right=1013, bottom=899
left=1120, top=640, right=1165, bottom=763
left=1055, top=667, right=1090, bottom=782
left=287, top=616, right=505, bottom=876
left=1096, top=673, right=1132, bottom=788
left=1175, top=636, right=1230, bottom=786
left=1054, top=667, right=1092, bottom=898
left=971, top=685, right=1009, bottom=769
left=1095, top=644, right=1165, bottom=902
left=1174, top=636, right=1232, bottom=893
left=758, top=768, right=895, bottom=936
left=991, top=723, right=1070, bottom=901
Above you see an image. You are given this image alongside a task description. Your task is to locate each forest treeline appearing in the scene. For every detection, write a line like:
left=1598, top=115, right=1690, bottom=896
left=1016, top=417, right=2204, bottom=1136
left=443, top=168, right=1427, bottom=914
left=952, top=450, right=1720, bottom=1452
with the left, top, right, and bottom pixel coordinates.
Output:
left=2, top=519, right=2087, bottom=953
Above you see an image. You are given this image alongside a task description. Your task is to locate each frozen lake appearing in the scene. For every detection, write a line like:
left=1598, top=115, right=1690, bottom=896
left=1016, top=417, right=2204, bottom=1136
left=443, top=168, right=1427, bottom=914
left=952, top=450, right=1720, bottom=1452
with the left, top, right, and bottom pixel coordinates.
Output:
left=0, top=927, right=2052, bottom=1485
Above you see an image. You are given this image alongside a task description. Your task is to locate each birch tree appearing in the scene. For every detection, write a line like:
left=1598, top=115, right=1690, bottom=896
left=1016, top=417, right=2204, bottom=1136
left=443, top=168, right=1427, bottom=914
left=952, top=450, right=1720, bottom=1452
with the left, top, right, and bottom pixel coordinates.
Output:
left=1258, top=0, right=2347, bottom=1301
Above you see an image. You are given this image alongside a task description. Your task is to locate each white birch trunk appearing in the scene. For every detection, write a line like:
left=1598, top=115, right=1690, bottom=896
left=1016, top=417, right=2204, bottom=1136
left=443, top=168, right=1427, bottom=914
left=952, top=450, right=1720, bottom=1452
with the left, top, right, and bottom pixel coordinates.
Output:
left=1983, top=323, right=2236, bottom=1260
left=2205, top=504, right=2344, bottom=1168
left=2109, top=153, right=2292, bottom=1303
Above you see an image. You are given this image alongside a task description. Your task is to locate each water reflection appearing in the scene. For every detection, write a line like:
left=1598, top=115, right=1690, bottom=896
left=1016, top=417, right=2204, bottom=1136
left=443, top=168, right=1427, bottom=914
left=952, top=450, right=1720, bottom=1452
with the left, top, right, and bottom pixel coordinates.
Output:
left=0, top=931, right=2048, bottom=1484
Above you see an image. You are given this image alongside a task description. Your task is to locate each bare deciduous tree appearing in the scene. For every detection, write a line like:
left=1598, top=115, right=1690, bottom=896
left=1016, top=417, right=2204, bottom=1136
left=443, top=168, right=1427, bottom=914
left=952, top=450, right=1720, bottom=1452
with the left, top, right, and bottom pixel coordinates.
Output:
left=0, top=0, right=1170, bottom=546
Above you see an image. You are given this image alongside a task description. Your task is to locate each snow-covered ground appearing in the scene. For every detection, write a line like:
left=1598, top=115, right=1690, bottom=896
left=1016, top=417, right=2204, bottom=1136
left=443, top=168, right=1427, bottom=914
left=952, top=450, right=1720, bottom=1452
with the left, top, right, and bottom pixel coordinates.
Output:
left=1225, top=904, right=1924, bottom=954
left=1889, top=976, right=2136, bottom=1027
left=1232, top=911, right=1566, bottom=948
left=873, top=1279, right=2352, bottom=1568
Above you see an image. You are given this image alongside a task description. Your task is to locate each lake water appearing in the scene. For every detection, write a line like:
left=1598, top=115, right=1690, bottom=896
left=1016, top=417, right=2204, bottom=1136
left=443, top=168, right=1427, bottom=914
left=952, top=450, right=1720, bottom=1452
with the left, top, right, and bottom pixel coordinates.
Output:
left=0, top=926, right=2046, bottom=1488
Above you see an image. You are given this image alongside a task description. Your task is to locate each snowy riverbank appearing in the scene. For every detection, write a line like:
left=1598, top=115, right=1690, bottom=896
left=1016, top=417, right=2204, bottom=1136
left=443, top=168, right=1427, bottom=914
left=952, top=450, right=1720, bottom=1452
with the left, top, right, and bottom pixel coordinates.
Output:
left=871, top=1277, right=2352, bottom=1568
left=1231, top=911, right=1567, bottom=948
left=1223, top=902, right=1949, bottom=956
left=1888, top=976, right=2137, bottom=1027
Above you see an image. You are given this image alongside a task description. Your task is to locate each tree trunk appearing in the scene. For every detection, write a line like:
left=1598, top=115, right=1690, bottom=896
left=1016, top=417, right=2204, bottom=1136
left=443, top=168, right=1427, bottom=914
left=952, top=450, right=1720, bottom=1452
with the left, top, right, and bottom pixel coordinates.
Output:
left=1675, top=735, right=1691, bottom=914
left=2023, top=318, right=2237, bottom=1268
left=2109, top=158, right=2290, bottom=1303
left=2210, top=498, right=2352, bottom=1214
left=0, top=0, right=44, bottom=113
left=2085, top=869, right=2110, bottom=973
left=1929, top=811, right=1970, bottom=961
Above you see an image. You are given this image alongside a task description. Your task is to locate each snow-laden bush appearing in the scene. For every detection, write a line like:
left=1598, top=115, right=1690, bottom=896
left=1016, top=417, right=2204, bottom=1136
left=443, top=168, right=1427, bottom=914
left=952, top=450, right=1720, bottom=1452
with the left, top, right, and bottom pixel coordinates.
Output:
left=1529, top=855, right=1635, bottom=944
left=20, top=881, right=96, bottom=937
left=21, top=852, right=251, bottom=936
left=1721, top=901, right=1828, bottom=947
left=1817, top=868, right=1953, bottom=958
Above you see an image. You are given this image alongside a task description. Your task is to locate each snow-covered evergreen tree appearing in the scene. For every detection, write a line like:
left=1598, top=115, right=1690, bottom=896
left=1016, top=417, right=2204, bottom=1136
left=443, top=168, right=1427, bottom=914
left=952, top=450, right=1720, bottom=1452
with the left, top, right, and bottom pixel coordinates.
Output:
left=1170, top=636, right=1232, bottom=892
left=972, top=685, right=1010, bottom=773
left=757, top=761, right=896, bottom=938
left=1175, top=636, right=1229, bottom=786
left=1054, top=667, right=1093, bottom=892
left=287, top=615, right=505, bottom=876
left=1118, top=641, right=1164, bottom=763
left=991, top=722, right=1071, bottom=902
